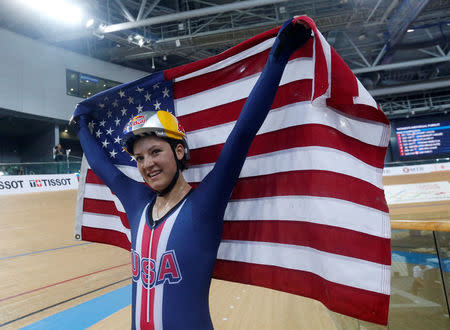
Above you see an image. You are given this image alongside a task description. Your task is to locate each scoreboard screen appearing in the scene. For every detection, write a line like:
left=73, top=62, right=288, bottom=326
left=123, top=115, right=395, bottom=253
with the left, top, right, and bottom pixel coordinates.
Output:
left=391, top=115, right=450, bottom=161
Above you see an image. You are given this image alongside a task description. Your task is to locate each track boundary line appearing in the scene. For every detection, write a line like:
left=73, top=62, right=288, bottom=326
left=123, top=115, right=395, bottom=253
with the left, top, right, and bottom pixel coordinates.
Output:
left=0, top=262, right=131, bottom=303
left=0, top=243, right=92, bottom=261
left=0, top=277, right=131, bottom=328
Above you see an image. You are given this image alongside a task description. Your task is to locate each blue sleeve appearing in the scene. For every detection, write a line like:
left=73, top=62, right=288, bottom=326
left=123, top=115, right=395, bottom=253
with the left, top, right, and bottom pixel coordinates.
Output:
left=194, top=18, right=310, bottom=214
left=76, top=111, right=153, bottom=216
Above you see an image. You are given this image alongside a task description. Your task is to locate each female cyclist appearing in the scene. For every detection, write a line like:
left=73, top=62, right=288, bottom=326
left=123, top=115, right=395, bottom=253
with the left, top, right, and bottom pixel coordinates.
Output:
left=75, top=17, right=311, bottom=330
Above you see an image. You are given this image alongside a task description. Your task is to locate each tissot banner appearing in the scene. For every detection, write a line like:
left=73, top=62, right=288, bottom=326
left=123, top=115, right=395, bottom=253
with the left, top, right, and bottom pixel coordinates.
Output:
left=0, top=174, right=78, bottom=195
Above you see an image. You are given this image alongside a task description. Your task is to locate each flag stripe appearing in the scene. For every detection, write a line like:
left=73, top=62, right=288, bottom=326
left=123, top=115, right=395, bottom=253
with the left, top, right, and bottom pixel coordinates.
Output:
left=178, top=79, right=312, bottom=132
left=311, top=28, right=330, bottom=101
left=173, top=43, right=314, bottom=99
left=165, top=28, right=280, bottom=81
left=228, top=170, right=388, bottom=212
left=221, top=220, right=390, bottom=265
left=173, top=49, right=270, bottom=99
left=82, top=190, right=390, bottom=240
left=85, top=170, right=105, bottom=184
left=83, top=198, right=129, bottom=228
left=81, top=226, right=130, bottom=251
left=223, top=196, right=390, bottom=239
left=81, top=213, right=130, bottom=240
left=217, top=240, right=390, bottom=294
left=185, top=102, right=389, bottom=150
left=82, top=191, right=389, bottom=244
left=355, top=80, right=378, bottom=110
left=174, top=57, right=314, bottom=116
left=85, top=168, right=144, bottom=185
left=189, top=124, right=386, bottom=168
left=184, top=146, right=384, bottom=189
left=327, top=101, right=391, bottom=127
left=308, top=39, right=389, bottom=125
left=84, top=183, right=125, bottom=212
left=325, top=49, right=389, bottom=126
left=213, top=260, right=389, bottom=325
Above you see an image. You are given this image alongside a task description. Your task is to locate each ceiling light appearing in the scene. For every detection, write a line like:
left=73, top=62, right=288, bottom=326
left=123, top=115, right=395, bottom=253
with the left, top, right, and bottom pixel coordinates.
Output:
left=407, top=29, right=414, bottom=32
left=85, top=18, right=94, bottom=28
left=23, top=0, right=83, bottom=25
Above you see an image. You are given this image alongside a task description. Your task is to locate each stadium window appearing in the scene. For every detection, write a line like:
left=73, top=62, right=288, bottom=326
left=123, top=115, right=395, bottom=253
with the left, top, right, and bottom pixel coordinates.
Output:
left=66, top=70, right=79, bottom=96
left=66, top=69, right=121, bottom=98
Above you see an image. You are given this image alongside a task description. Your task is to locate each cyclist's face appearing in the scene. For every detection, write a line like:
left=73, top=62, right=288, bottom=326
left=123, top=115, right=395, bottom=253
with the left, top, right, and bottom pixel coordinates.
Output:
left=133, top=136, right=178, bottom=191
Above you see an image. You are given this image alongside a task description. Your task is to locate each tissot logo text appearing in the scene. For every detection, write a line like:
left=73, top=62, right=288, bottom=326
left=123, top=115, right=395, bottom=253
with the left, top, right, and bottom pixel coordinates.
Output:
left=0, top=180, right=24, bottom=190
left=29, top=178, right=72, bottom=188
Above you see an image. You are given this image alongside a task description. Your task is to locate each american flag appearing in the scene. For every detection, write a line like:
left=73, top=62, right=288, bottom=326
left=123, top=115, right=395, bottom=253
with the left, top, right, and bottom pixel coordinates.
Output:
left=74, top=16, right=391, bottom=325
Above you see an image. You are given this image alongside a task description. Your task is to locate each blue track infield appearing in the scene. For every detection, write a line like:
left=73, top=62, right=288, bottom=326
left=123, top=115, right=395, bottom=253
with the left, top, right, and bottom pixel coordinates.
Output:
left=21, top=285, right=131, bottom=330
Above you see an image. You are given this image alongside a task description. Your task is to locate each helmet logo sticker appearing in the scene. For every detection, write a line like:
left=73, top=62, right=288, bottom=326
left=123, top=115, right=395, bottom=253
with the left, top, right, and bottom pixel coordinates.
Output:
left=132, top=115, right=146, bottom=127
left=177, top=122, right=185, bottom=134
left=124, top=115, right=146, bottom=134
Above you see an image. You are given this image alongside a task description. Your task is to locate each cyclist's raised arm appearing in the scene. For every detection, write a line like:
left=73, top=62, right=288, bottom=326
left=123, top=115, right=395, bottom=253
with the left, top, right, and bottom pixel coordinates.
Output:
left=75, top=113, right=153, bottom=213
left=197, top=18, right=311, bottom=212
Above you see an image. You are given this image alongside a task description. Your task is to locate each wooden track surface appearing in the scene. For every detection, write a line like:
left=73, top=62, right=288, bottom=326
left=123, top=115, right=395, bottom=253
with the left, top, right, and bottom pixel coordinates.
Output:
left=382, top=170, right=450, bottom=185
left=0, top=172, right=450, bottom=330
left=0, top=190, right=367, bottom=329
left=0, top=191, right=131, bottom=329
left=86, top=281, right=364, bottom=330
left=382, top=170, right=450, bottom=232
left=2, top=169, right=449, bottom=328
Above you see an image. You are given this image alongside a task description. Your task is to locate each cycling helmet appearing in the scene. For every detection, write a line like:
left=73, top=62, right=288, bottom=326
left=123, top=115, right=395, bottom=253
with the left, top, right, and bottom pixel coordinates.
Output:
left=122, top=110, right=189, bottom=160
left=122, top=111, right=189, bottom=196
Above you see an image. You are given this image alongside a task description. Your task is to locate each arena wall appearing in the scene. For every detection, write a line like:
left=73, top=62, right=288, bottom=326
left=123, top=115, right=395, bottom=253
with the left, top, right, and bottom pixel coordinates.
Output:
left=0, top=28, right=148, bottom=121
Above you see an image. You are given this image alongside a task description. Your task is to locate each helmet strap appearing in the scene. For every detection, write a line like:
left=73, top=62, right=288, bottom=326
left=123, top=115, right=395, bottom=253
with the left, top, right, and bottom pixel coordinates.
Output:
left=156, top=168, right=179, bottom=196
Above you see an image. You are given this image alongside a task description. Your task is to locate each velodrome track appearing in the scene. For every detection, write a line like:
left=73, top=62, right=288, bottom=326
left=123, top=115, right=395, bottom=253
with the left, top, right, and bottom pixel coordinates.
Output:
left=1, top=169, right=449, bottom=329
left=0, top=190, right=359, bottom=329
left=386, top=170, right=450, bottom=232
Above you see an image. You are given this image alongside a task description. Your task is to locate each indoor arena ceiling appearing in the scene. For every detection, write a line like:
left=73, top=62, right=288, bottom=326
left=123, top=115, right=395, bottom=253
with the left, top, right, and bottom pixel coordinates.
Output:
left=1, top=0, right=450, bottom=118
